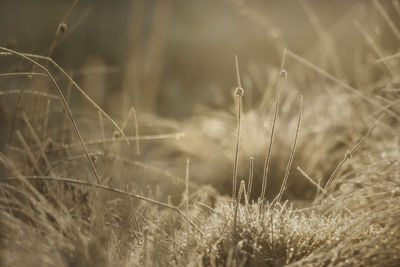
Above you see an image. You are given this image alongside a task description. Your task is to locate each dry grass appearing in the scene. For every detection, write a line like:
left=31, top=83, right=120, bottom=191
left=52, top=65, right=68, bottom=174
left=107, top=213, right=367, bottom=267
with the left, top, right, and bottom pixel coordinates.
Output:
left=1, top=1, right=400, bottom=266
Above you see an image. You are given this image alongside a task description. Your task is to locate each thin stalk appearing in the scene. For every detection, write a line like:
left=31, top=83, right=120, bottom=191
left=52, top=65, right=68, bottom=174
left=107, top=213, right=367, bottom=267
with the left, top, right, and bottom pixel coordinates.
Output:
left=232, top=55, right=244, bottom=204
left=98, top=110, right=106, bottom=152
left=185, top=158, right=190, bottom=247
left=0, top=72, right=47, bottom=78
left=0, top=89, right=58, bottom=99
left=42, top=99, right=50, bottom=141
left=61, top=76, right=73, bottom=146
left=260, top=48, right=287, bottom=201
left=234, top=180, right=246, bottom=234
left=132, top=106, right=141, bottom=155
left=296, top=166, right=327, bottom=196
left=275, top=95, right=303, bottom=204
left=247, top=157, right=254, bottom=204
left=122, top=106, right=141, bottom=155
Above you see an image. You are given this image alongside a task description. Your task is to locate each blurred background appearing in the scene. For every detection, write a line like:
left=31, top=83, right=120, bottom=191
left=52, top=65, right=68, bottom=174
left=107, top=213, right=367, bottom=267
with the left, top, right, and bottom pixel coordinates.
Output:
left=1, top=0, right=391, bottom=117
left=1, top=0, right=399, bottom=202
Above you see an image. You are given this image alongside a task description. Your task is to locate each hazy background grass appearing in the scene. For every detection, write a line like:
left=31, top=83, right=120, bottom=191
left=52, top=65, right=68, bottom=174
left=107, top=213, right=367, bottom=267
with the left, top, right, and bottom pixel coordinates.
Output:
left=1, top=0, right=391, bottom=119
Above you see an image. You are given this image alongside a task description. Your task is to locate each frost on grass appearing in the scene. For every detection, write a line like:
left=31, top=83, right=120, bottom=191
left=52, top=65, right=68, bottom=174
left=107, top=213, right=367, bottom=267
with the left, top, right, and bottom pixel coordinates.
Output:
left=1, top=1, right=400, bottom=266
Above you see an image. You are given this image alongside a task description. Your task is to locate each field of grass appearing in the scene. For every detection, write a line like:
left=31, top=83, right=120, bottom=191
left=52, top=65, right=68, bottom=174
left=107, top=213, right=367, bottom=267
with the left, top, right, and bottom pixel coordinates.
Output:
left=1, top=0, right=400, bottom=266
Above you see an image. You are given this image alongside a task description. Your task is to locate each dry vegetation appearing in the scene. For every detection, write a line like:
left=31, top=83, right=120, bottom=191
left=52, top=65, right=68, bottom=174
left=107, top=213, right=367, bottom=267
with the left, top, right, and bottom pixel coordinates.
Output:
left=1, top=0, right=400, bottom=266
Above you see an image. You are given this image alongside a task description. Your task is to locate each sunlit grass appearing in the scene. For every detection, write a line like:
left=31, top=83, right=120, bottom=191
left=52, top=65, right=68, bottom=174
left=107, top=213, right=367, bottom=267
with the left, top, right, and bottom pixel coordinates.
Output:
left=1, top=1, right=400, bottom=266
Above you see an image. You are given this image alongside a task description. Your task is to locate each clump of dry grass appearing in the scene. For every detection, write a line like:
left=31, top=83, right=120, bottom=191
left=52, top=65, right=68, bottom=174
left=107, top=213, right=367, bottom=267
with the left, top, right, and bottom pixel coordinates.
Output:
left=193, top=200, right=353, bottom=266
left=184, top=132, right=399, bottom=266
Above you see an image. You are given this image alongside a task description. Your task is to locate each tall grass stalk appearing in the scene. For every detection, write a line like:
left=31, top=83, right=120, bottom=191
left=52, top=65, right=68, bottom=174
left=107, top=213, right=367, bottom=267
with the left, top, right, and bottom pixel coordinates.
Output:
left=185, top=158, right=190, bottom=248
left=260, top=48, right=287, bottom=201
left=246, top=157, right=254, bottom=204
left=275, top=95, right=303, bottom=204
left=232, top=55, right=244, bottom=204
